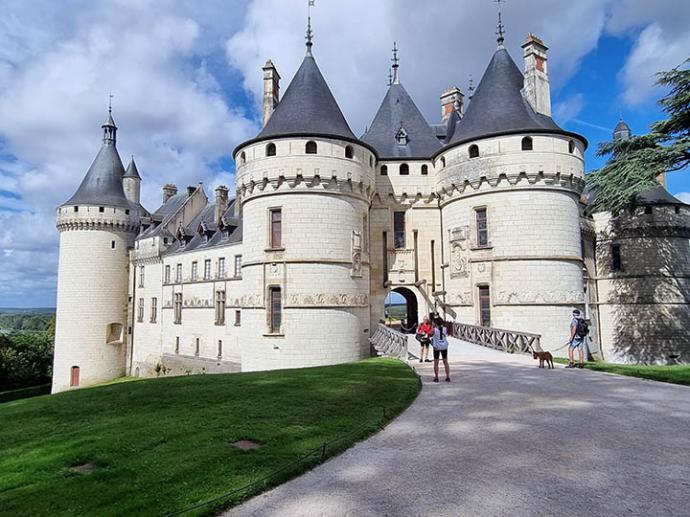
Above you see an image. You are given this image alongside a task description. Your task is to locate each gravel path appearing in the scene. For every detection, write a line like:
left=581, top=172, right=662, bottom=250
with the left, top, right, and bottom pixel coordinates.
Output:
left=224, top=339, right=690, bottom=517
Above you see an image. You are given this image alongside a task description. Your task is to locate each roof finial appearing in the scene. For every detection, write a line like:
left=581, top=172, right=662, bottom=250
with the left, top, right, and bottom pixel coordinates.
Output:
left=387, top=68, right=393, bottom=87
left=495, top=0, right=506, bottom=48
left=306, top=0, right=315, bottom=55
left=108, top=93, right=114, bottom=114
left=391, top=41, right=400, bottom=84
left=468, top=76, right=475, bottom=101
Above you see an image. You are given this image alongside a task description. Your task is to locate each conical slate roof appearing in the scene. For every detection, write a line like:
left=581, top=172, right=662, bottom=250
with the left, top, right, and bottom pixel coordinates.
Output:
left=124, top=157, right=141, bottom=179
left=362, top=83, right=441, bottom=159
left=448, top=48, right=566, bottom=146
left=62, top=140, right=129, bottom=208
left=635, top=185, right=687, bottom=206
left=255, top=54, right=356, bottom=142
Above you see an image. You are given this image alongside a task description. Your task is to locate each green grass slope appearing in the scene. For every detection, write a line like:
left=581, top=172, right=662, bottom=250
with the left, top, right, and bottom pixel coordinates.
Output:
left=553, top=358, right=690, bottom=385
left=0, top=358, right=420, bottom=517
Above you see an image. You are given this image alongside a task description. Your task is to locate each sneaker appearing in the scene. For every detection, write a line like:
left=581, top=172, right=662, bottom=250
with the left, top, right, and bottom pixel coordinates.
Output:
left=433, top=378, right=439, bottom=383
left=566, top=363, right=575, bottom=368
left=425, top=359, right=432, bottom=363
left=445, top=378, right=451, bottom=383
left=577, top=364, right=585, bottom=369
left=419, top=359, right=423, bottom=363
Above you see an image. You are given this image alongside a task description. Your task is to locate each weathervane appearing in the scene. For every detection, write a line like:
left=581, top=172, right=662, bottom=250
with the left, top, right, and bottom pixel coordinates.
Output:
left=108, top=93, right=114, bottom=114
left=495, top=0, right=506, bottom=47
left=391, top=41, right=399, bottom=84
left=388, top=68, right=393, bottom=86
left=306, top=0, right=315, bottom=55
left=467, top=76, right=475, bottom=100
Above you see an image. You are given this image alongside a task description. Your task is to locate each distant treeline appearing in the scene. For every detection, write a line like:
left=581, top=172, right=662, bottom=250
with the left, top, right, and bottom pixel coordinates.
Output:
left=0, top=312, right=54, bottom=332
left=0, top=314, right=55, bottom=392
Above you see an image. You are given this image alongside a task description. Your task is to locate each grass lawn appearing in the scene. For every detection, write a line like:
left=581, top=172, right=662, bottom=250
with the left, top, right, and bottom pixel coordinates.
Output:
left=553, top=358, right=690, bottom=386
left=0, top=358, right=420, bottom=517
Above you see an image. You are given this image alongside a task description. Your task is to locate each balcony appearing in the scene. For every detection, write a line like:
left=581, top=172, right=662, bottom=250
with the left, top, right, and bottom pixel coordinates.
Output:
left=387, top=248, right=416, bottom=285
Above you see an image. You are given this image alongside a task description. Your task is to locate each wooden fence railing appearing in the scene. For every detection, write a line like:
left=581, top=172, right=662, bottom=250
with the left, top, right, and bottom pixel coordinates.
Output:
left=451, top=322, right=541, bottom=354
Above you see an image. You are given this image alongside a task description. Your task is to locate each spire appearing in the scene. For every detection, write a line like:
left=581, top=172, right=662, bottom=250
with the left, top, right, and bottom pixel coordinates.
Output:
left=306, top=0, right=315, bottom=56
left=388, top=68, right=393, bottom=87
left=495, top=0, right=506, bottom=48
left=102, top=94, right=117, bottom=145
left=124, top=155, right=142, bottom=179
left=391, top=42, right=400, bottom=84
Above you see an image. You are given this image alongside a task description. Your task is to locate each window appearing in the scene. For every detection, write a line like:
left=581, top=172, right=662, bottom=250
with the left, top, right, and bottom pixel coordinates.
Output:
left=568, top=140, right=575, bottom=154
left=269, top=287, right=282, bottom=333
left=111, top=241, right=115, bottom=249
left=235, top=310, right=241, bottom=326
left=204, top=259, right=211, bottom=280
left=164, top=265, right=171, bottom=284
left=611, top=244, right=622, bottom=271
left=106, top=323, right=124, bottom=344
left=175, top=336, right=180, bottom=354
left=234, top=255, right=242, bottom=278
left=217, top=340, right=223, bottom=359
left=150, top=297, right=157, bottom=323
left=478, top=285, right=491, bottom=327
left=399, top=163, right=409, bottom=175
left=191, top=261, right=198, bottom=281
left=240, top=151, right=246, bottom=164
left=440, top=157, right=446, bottom=167
left=125, top=209, right=130, bottom=215
left=469, top=145, right=479, bottom=158
left=270, top=209, right=282, bottom=249
left=99, top=206, right=104, bottom=213
left=215, top=290, right=226, bottom=325
left=644, top=206, right=652, bottom=215
left=394, top=211, right=406, bottom=249
left=70, top=366, right=80, bottom=387
left=475, top=207, right=488, bottom=247
left=74, top=206, right=79, bottom=212
left=421, top=164, right=428, bottom=175
left=369, top=156, right=373, bottom=167
left=266, top=142, right=276, bottom=156
left=176, top=263, right=182, bottom=283
left=195, top=338, right=200, bottom=357
left=174, top=293, right=183, bottom=324
left=521, top=136, right=533, bottom=151
left=217, top=258, right=225, bottom=278
left=345, top=145, right=354, bottom=159
left=138, top=266, right=145, bottom=287
left=305, top=140, right=317, bottom=154
left=381, top=165, right=388, bottom=176
left=137, top=298, right=144, bottom=322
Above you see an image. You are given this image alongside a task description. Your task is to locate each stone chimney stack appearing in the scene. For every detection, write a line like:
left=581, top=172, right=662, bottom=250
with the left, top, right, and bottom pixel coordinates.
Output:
left=521, top=34, right=551, bottom=117
left=262, top=59, right=281, bottom=127
left=440, top=87, right=464, bottom=122
left=214, top=185, right=229, bottom=223
left=162, top=184, right=177, bottom=203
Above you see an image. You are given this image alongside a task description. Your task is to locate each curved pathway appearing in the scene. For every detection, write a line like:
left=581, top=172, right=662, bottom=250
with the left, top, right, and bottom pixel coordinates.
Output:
left=224, top=338, right=690, bottom=517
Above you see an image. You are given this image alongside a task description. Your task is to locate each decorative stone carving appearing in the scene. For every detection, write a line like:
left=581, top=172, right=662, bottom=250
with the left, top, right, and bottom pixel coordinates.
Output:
left=495, top=290, right=585, bottom=305
left=450, top=226, right=469, bottom=278
left=285, top=293, right=369, bottom=307
left=351, top=230, right=363, bottom=277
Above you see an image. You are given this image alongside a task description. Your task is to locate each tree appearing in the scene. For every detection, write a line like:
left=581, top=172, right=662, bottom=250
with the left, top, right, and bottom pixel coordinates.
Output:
left=587, top=58, right=690, bottom=213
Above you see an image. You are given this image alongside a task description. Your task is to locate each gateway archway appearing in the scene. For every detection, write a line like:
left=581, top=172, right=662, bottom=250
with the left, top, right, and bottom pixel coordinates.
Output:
left=384, top=287, right=419, bottom=333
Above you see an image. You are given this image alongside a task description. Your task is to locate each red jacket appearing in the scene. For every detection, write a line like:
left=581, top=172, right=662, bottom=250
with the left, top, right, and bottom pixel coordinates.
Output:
left=417, top=322, right=433, bottom=337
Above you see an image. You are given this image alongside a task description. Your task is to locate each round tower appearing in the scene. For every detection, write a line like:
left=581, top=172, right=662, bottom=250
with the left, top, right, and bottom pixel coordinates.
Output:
left=233, top=33, right=376, bottom=371
left=434, top=35, right=588, bottom=353
left=52, top=110, right=141, bottom=392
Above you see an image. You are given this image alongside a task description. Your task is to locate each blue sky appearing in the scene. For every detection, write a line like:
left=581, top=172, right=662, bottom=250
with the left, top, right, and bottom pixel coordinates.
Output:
left=0, top=0, right=688, bottom=308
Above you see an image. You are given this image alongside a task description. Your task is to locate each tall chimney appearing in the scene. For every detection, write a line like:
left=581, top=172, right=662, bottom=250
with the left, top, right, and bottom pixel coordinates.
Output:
left=162, top=184, right=177, bottom=203
left=440, top=87, right=464, bottom=122
left=214, top=185, right=229, bottom=223
left=262, top=59, right=280, bottom=127
left=521, top=34, right=551, bottom=117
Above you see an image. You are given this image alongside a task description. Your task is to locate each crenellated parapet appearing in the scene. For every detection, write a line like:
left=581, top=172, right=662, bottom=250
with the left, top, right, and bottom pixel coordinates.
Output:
left=56, top=204, right=140, bottom=233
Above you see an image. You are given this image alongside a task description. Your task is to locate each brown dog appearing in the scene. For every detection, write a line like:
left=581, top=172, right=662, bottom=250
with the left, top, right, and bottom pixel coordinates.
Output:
left=533, top=351, right=554, bottom=369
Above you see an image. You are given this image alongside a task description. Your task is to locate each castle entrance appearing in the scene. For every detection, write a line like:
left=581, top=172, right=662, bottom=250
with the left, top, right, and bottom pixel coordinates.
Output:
left=384, top=287, right=419, bottom=333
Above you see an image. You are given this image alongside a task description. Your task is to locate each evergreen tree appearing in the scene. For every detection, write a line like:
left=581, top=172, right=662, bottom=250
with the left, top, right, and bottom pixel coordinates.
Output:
left=587, top=58, right=690, bottom=213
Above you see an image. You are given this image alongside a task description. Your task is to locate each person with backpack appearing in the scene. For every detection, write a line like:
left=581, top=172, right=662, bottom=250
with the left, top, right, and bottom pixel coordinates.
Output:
left=431, top=318, right=451, bottom=382
left=415, top=316, right=433, bottom=363
left=567, top=309, right=589, bottom=368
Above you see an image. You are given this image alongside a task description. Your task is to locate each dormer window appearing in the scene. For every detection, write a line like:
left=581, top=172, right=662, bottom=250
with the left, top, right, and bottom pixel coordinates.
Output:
left=521, top=137, right=533, bottom=151
left=395, top=127, right=408, bottom=145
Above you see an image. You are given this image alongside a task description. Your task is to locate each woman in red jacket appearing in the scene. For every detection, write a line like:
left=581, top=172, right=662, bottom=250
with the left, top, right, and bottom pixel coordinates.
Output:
left=416, top=316, right=434, bottom=363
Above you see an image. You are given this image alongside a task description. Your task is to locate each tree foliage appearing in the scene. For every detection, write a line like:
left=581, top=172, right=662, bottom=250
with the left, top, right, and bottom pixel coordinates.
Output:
left=587, top=58, right=690, bottom=213
left=0, top=328, right=54, bottom=391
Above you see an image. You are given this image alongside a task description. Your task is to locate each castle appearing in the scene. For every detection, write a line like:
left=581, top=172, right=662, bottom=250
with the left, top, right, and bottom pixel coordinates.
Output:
left=51, top=20, right=690, bottom=392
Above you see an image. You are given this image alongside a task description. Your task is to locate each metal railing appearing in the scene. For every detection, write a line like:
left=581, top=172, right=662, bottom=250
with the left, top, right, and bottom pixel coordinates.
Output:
left=451, top=322, right=541, bottom=354
left=370, top=323, right=409, bottom=359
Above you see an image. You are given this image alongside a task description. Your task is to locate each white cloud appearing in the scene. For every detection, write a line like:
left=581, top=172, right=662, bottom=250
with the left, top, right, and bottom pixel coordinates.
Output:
left=553, top=94, right=585, bottom=124
left=675, top=192, right=690, bottom=205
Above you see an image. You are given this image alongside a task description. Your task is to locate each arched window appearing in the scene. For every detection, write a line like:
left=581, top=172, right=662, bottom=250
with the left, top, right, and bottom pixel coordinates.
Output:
left=305, top=141, right=317, bottom=154
left=266, top=143, right=276, bottom=157
left=369, top=156, right=373, bottom=167
left=521, top=137, right=533, bottom=151
left=440, top=157, right=446, bottom=167
left=400, top=163, right=409, bottom=175
left=469, top=145, right=479, bottom=158
left=421, top=164, right=428, bottom=175
left=240, top=151, right=246, bottom=164
left=381, top=165, right=388, bottom=176
left=568, top=140, right=575, bottom=154
left=345, top=145, right=354, bottom=159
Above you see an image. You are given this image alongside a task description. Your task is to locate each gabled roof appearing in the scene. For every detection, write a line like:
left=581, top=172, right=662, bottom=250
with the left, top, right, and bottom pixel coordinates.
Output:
left=362, top=83, right=442, bottom=159
left=446, top=48, right=583, bottom=147
left=255, top=54, right=356, bottom=143
left=62, top=142, right=130, bottom=207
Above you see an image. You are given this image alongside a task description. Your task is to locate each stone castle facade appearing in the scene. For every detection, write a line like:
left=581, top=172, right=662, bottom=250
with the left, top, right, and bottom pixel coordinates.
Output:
left=52, top=29, right=689, bottom=392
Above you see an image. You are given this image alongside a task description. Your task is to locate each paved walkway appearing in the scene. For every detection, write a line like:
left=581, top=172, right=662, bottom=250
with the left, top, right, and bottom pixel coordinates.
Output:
left=224, top=338, right=690, bottom=517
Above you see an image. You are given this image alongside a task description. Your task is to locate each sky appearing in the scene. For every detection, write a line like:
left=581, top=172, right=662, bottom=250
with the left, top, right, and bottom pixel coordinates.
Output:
left=0, top=0, right=689, bottom=308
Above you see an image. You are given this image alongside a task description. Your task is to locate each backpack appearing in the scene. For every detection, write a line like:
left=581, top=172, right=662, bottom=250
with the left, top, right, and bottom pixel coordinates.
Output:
left=575, top=318, right=589, bottom=338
